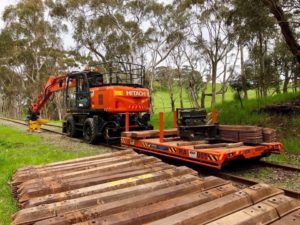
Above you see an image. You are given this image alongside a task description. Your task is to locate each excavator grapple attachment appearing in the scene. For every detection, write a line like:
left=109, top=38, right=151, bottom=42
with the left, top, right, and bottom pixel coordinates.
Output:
left=27, top=119, right=49, bottom=132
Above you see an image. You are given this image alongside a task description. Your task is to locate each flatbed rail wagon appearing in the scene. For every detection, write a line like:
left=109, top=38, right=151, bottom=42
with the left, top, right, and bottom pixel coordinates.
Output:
left=121, top=110, right=282, bottom=169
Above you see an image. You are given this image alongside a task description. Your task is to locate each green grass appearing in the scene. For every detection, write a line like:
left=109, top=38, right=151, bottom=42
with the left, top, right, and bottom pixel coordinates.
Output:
left=152, top=83, right=254, bottom=112
left=152, top=91, right=300, bottom=126
left=0, top=126, right=96, bottom=225
left=152, top=82, right=296, bottom=113
left=265, top=154, right=300, bottom=167
left=216, top=92, right=300, bottom=125
left=150, top=111, right=174, bottom=129
left=281, top=137, right=300, bottom=155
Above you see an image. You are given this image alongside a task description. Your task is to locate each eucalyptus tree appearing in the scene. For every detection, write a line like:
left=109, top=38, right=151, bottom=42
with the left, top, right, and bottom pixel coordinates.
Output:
left=262, top=0, right=300, bottom=90
left=273, top=39, right=299, bottom=93
left=180, top=42, right=208, bottom=108
left=261, top=0, right=300, bottom=64
left=232, top=0, right=277, bottom=98
left=50, top=0, right=152, bottom=63
left=169, top=44, right=188, bottom=109
left=189, top=0, right=235, bottom=109
left=140, top=1, right=189, bottom=112
left=155, top=66, right=178, bottom=112
left=1, top=0, right=64, bottom=118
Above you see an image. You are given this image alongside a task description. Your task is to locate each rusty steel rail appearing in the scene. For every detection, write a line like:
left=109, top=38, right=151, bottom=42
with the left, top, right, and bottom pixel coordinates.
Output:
left=40, top=123, right=62, bottom=128
left=258, top=160, right=300, bottom=173
left=0, top=117, right=127, bottom=151
left=0, top=117, right=62, bottom=134
left=216, top=172, right=300, bottom=200
left=10, top=150, right=300, bottom=225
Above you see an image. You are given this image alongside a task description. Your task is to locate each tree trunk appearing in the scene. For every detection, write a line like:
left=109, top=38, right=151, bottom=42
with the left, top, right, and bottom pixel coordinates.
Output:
left=292, top=62, right=298, bottom=92
left=240, top=44, right=248, bottom=99
left=54, top=92, right=65, bottom=120
left=222, top=54, right=228, bottom=104
left=211, top=61, right=217, bottom=109
left=179, top=85, right=183, bottom=109
left=168, top=79, right=176, bottom=112
left=294, top=74, right=298, bottom=92
left=178, top=72, right=184, bottom=108
left=262, top=0, right=300, bottom=64
left=149, top=71, right=155, bottom=115
left=259, top=33, right=266, bottom=97
left=170, top=93, right=175, bottom=112
left=201, top=91, right=206, bottom=109
left=283, top=77, right=289, bottom=93
left=274, top=57, right=281, bottom=94
left=283, top=62, right=290, bottom=93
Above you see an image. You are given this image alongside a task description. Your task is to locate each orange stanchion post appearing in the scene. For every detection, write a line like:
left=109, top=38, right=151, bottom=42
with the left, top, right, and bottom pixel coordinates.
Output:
left=212, top=111, right=217, bottom=124
left=125, top=112, right=129, bottom=132
left=173, top=111, right=177, bottom=128
left=159, top=112, right=164, bottom=143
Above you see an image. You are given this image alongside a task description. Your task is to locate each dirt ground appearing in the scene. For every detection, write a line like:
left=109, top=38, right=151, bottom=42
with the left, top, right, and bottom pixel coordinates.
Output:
left=0, top=119, right=114, bottom=155
left=224, top=162, right=300, bottom=192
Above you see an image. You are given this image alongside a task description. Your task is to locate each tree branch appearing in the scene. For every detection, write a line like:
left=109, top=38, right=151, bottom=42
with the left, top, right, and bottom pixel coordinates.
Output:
left=262, top=0, right=300, bottom=63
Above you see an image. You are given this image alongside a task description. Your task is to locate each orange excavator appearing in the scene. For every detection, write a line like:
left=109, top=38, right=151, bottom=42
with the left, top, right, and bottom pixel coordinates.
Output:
left=28, top=62, right=153, bottom=143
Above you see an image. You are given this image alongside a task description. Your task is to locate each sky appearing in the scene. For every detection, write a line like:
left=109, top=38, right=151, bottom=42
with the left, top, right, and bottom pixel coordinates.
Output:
left=0, top=0, right=17, bottom=27
left=0, top=0, right=75, bottom=48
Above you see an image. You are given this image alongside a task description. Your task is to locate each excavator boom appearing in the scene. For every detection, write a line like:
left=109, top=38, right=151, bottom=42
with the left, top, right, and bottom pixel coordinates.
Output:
left=29, top=75, right=75, bottom=119
left=27, top=75, right=74, bottom=132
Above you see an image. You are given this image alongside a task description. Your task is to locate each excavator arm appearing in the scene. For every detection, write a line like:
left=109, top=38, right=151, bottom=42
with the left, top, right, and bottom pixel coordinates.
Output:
left=27, top=74, right=75, bottom=132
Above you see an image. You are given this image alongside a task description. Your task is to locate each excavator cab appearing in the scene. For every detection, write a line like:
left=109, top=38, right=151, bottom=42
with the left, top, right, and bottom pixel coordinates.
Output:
left=65, top=71, right=105, bottom=109
left=65, top=71, right=92, bottom=110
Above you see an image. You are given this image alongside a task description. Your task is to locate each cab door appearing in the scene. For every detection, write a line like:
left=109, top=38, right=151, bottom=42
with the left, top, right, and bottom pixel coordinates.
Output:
left=65, top=73, right=90, bottom=110
left=76, top=73, right=90, bottom=109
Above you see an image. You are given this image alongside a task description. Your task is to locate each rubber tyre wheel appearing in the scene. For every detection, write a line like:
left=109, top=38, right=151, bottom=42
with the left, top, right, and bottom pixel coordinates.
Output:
left=66, top=117, right=79, bottom=137
left=83, top=118, right=98, bottom=144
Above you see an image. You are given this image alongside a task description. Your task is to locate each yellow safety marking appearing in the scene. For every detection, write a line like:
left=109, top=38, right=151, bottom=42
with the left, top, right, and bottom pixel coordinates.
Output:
left=107, top=173, right=154, bottom=187
left=142, top=142, right=148, bottom=148
left=168, top=147, right=177, bottom=153
left=114, top=90, right=124, bottom=96
left=208, top=154, right=218, bottom=162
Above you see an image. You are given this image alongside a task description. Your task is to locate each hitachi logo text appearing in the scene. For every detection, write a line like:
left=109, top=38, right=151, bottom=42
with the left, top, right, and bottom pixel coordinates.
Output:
left=126, top=90, right=147, bottom=97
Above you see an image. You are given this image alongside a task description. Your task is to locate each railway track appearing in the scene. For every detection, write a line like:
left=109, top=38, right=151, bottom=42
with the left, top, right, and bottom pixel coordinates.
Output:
left=1, top=116, right=300, bottom=199
left=0, top=117, right=126, bottom=151
left=0, top=117, right=62, bottom=134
